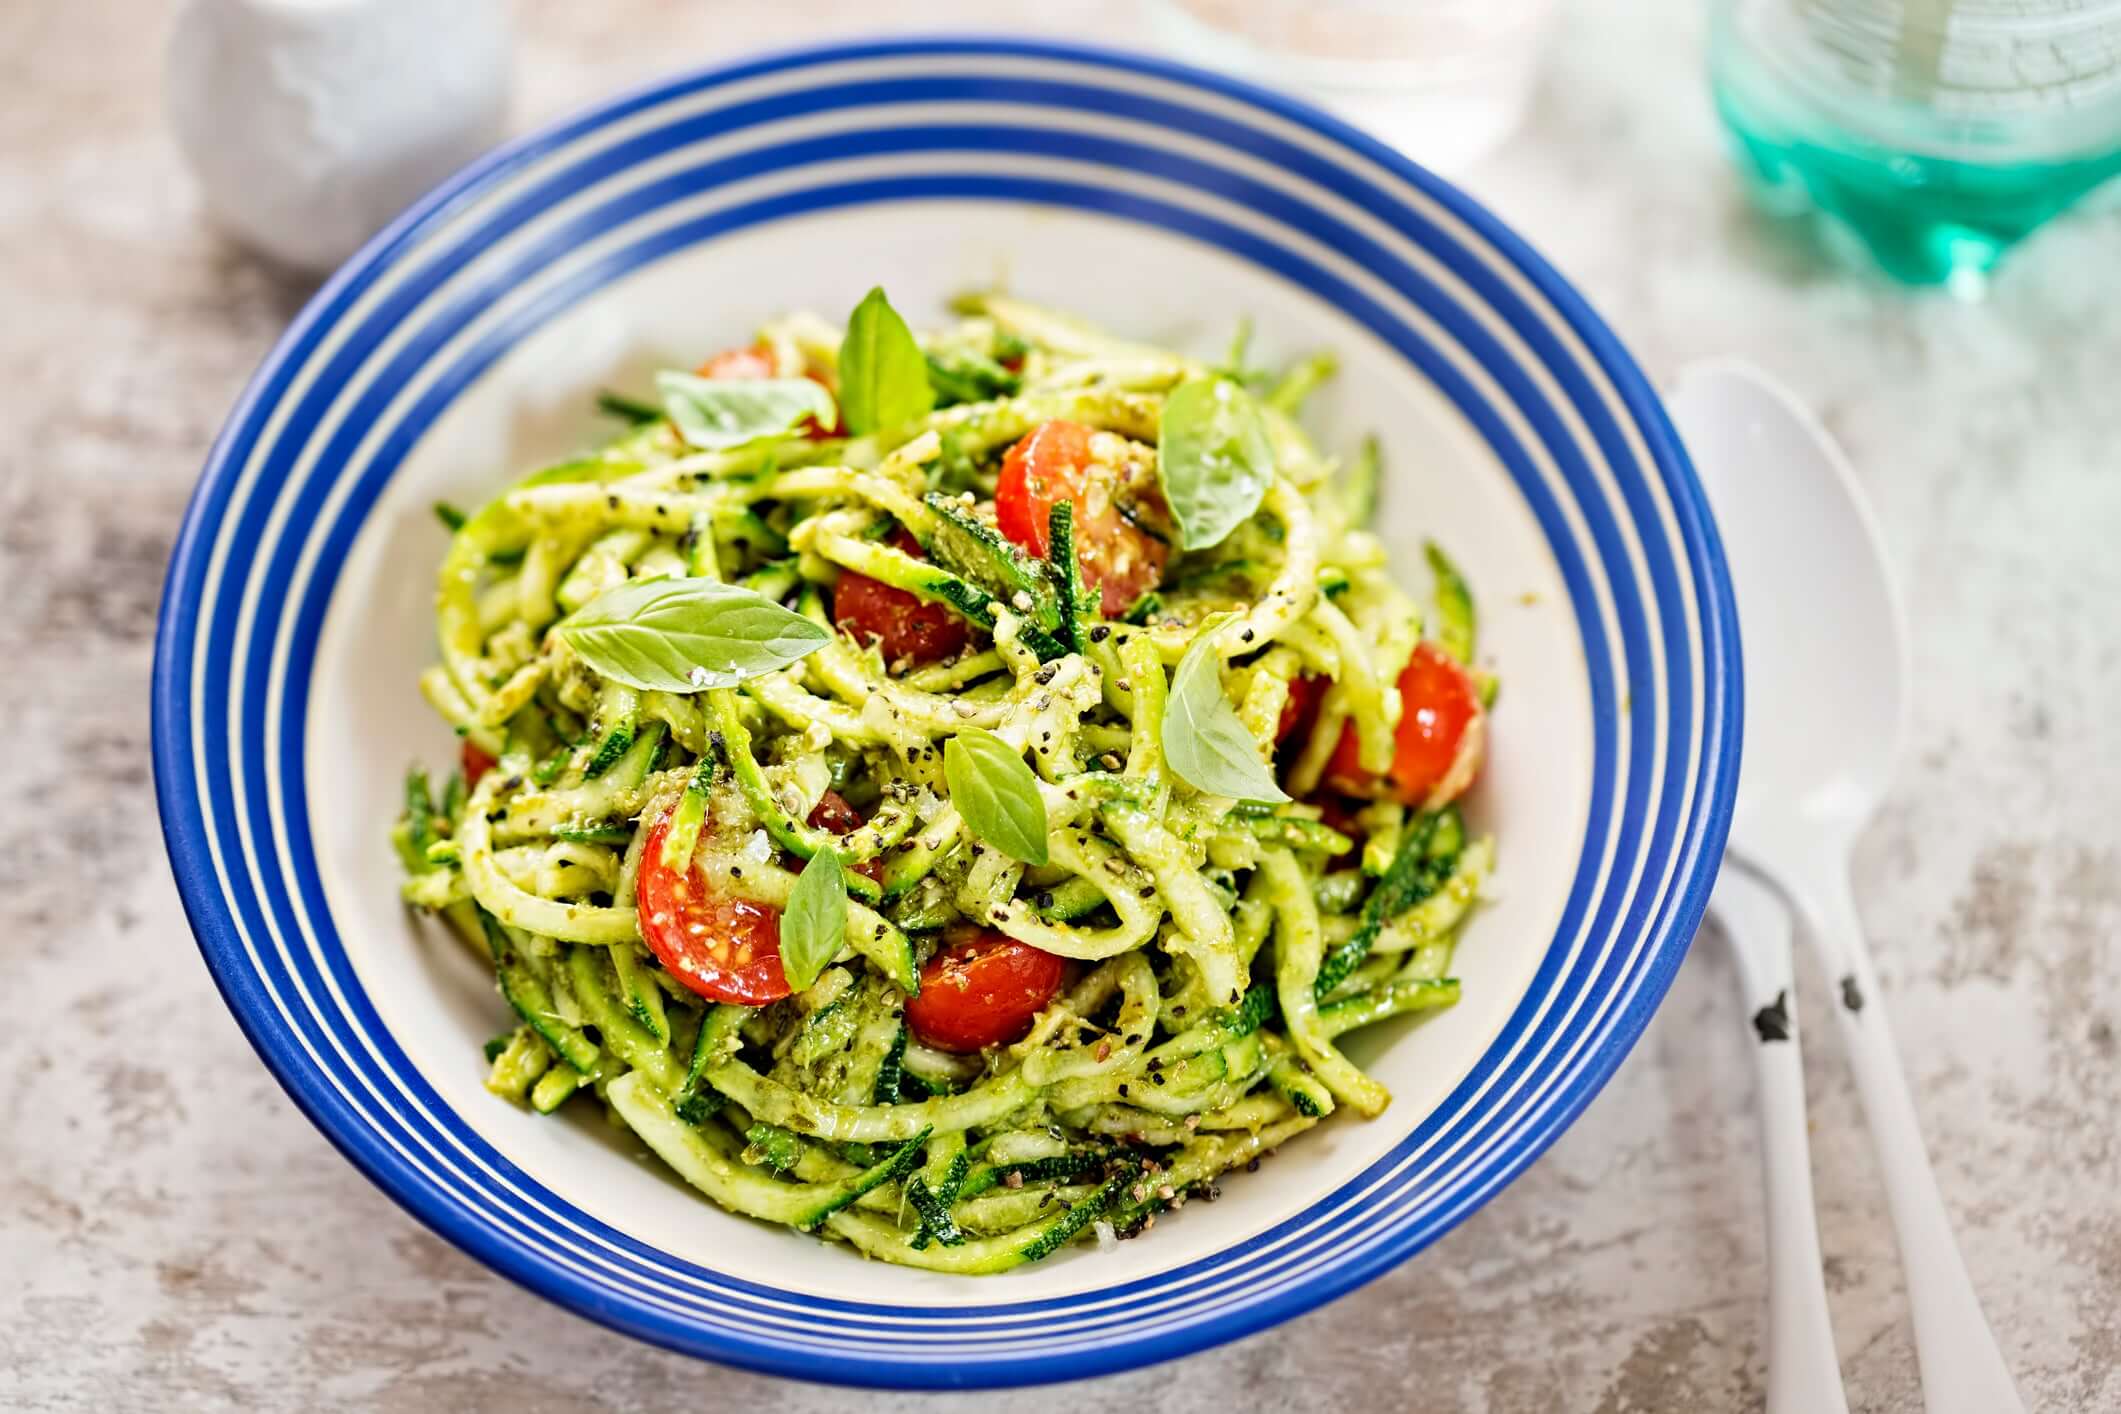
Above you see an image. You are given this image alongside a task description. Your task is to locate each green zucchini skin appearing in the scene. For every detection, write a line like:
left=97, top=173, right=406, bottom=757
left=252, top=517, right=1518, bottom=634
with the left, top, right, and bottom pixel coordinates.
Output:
left=594, top=389, right=663, bottom=425
left=920, top=492, right=1064, bottom=632
left=742, top=1122, right=804, bottom=1173
left=955, top=1150, right=1108, bottom=1203
left=484, top=1026, right=552, bottom=1103
left=481, top=913, right=599, bottom=1074
left=581, top=686, right=641, bottom=779
left=610, top=944, right=670, bottom=1044
left=529, top=1066, right=585, bottom=1113
left=1032, top=875, right=1110, bottom=923
left=1318, top=977, right=1462, bottom=1039
left=1313, top=808, right=1462, bottom=999
left=1230, top=811, right=1356, bottom=857
left=924, top=348, right=1021, bottom=407
left=494, top=723, right=666, bottom=842
left=918, top=491, right=1072, bottom=657
left=607, top=1070, right=930, bottom=1232
left=907, top=1154, right=969, bottom=1248
left=1266, top=1050, right=1335, bottom=1118
left=824, top=1163, right=1136, bottom=1273
left=828, top=530, right=1071, bottom=660
left=1045, top=499, right=1098, bottom=654
left=1121, top=590, right=1163, bottom=625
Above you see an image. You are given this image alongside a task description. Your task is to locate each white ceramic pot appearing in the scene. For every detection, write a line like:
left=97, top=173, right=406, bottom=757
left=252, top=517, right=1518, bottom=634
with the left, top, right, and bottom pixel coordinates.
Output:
left=165, top=0, right=512, bottom=271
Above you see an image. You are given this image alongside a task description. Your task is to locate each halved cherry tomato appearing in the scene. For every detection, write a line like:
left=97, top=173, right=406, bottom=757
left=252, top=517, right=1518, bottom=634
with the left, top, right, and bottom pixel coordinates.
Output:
left=1276, top=674, right=1328, bottom=745
left=832, top=528, right=969, bottom=666
left=635, top=807, right=790, bottom=1006
left=461, top=740, right=498, bottom=789
left=695, top=343, right=843, bottom=439
left=995, top=419, right=1171, bottom=616
left=807, top=789, right=885, bottom=884
left=903, top=930, right=1067, bottom=1053
left=1326, top=641, right=1486, bottom=807
left=695, top=345, right=778, bottom=381
left=995, top=420, right=1088, bottom=557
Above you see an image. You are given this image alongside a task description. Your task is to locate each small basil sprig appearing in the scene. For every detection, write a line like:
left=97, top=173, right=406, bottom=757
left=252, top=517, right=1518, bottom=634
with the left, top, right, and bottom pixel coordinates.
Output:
left=657, top=369, right=837, bottom=450
left=943, top=728, right=1049, bottom=866
left=1162, top=635, right=1290, bottom=803
left=778, top=851, right=846, bottom=992
left=556, top=579, right=828, bottom=693
left=838, top=287, right=934, bottom=435
left=1157, top=375, right=1276, bottom=551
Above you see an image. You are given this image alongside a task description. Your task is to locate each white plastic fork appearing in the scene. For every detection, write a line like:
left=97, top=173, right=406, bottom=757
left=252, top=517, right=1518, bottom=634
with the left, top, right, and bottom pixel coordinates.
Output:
left=1710, top=862, right=1850, bottom=1414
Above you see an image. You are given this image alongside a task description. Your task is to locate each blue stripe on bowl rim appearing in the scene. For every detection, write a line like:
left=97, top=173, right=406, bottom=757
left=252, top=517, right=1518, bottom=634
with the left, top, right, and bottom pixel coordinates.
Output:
left=151, top=37, right=1739, bottom=1388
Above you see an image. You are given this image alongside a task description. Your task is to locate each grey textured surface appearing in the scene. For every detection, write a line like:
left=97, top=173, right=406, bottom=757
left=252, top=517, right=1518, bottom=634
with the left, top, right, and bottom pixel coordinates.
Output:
left=3, top=2, right=2115, bottom=1410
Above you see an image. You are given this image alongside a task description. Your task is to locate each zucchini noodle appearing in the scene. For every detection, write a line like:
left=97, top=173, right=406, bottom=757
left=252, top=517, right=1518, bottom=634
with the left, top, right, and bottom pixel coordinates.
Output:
left=395, top=295, right=1497, bottom=1273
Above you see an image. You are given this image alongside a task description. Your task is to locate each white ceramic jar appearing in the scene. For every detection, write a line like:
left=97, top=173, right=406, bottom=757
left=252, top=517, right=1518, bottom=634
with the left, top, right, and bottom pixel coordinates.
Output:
left=166, top=0, right=513, bottom=271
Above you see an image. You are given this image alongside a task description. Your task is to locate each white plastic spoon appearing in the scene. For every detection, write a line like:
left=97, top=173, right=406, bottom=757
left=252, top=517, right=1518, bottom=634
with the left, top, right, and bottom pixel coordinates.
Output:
left=1708, top=862, right=1849, bottom=1414
left=1670, top=360, right=2023, bottom=1414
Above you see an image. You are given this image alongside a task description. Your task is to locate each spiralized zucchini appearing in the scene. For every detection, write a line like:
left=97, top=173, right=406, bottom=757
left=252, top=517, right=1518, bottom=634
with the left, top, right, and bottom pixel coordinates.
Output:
left=395, top=294, right=1496, bottom=1273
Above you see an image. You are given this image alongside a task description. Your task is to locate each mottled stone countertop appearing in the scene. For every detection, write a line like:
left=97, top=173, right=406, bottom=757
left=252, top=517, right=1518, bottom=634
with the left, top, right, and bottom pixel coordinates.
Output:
left=3, top=1, right=2114, bottom=1410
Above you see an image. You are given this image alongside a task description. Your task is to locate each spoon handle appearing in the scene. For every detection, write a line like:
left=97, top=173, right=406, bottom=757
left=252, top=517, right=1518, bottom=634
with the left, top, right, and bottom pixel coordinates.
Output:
left=1794, top=869, right=2024, bottom=1414
left=1712, top=869, right=1849, bottom=1414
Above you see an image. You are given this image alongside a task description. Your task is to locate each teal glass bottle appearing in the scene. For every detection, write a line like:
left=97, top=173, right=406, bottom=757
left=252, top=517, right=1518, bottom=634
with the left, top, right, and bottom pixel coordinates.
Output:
left=1709, top=0, right=2121, bottom=292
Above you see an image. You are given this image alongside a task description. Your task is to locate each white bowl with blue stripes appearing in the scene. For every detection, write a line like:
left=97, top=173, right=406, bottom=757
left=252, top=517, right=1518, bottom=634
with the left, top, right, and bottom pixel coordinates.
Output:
left=152, top=38, right=1739, bottom=1389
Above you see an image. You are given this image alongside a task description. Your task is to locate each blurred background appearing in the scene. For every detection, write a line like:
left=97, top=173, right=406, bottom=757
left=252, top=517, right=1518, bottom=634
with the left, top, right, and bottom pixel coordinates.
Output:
left=3, top=1, right=2116, bottom=1411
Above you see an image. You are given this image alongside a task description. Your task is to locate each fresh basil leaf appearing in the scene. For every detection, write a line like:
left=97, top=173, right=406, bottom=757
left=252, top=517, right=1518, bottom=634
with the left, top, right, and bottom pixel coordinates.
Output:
left=779, top=850, right=846, bottom=992
left=557, top=579, right=828, bottom=693
left=942, top=727, right=1049, bottom=866
left=657, top=370, right=837, bottom=450
left=1162, top=634, right=1290, bottom=803
left=838, top=286, right=934, bottom=436
left=1157, top=376, right=1276, bottom=551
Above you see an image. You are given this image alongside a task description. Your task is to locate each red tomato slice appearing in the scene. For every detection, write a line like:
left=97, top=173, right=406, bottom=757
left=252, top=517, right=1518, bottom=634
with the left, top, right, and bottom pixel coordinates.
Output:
left=461, top=740, right=498, bottom=789
left=994, top=420, right=1088, bottom=558
left=1276, top=674, right=1328, bottom=745
left=832, top=529, right=969, bottom=667
left=696, top=343, right=842, bottom=438
left=635, top=807, right=790, bottom=1006
left=807, top=790, right=884, bottom=884
left=903, top=931, right=1067, bottom=1053
left=695, top=345, right=778, bottom=380
left=1326, top=641, right=1486, bottom=807
left=995, top=419, right=1170, bottom=617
